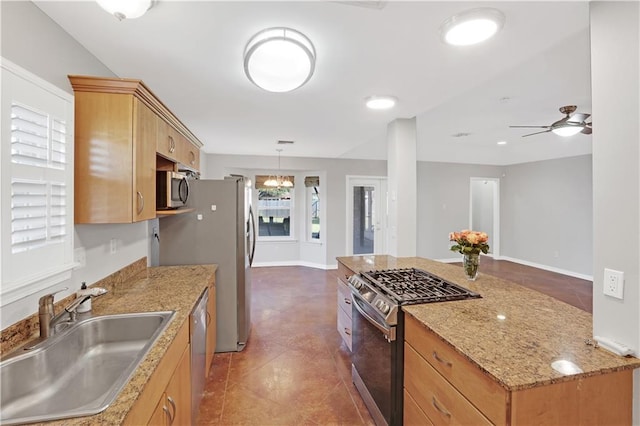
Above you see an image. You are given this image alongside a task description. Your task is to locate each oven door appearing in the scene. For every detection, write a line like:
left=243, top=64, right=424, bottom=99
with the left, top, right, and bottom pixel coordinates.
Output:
left=351, top=293, right=403, bottom=426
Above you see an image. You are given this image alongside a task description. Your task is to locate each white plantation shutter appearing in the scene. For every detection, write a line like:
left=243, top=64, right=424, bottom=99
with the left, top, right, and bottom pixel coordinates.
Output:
left=1, top=58, right=75, bottom=306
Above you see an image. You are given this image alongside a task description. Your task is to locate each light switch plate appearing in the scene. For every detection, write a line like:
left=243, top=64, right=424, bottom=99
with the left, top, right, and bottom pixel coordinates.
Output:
left=603, top=268, right=624, bottom=299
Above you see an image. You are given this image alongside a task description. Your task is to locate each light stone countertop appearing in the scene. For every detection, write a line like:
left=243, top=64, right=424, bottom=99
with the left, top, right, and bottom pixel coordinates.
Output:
left=336, top=255, right=640, bottom=391
left=16, top=263, right=216, bottom=426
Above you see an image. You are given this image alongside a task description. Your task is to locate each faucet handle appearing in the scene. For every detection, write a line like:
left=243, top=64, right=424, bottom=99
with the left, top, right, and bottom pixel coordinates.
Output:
left=38, top=287, right=69, bottom=309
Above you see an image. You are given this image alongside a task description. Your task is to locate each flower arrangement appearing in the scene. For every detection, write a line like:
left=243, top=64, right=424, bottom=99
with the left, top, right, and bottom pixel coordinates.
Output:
left=449, top=230, right=490, bottom=255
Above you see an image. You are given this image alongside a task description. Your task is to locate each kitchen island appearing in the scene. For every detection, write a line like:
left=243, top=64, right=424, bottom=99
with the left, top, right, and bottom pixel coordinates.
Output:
left=337, top=255, right=640, bottom=425
left=1, top=260, right=216, bottom=425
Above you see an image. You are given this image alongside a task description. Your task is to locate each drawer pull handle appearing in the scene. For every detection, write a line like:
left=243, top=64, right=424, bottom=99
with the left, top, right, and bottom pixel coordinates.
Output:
left=344, top=298, right=351, bottom=305
left=344, top=328, right=351, bottom=336
left=432, top=396, right=452, bottom=418
left=432, top=351, right=452, bottom=367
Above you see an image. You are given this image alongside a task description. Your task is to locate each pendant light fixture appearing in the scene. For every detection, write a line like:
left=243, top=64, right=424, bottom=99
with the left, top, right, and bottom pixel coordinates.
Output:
left=244, top=27, right=316, bottom=93
left=264, top=149, right=293, bottom=188
left=96, top=0, right=154, bottom=20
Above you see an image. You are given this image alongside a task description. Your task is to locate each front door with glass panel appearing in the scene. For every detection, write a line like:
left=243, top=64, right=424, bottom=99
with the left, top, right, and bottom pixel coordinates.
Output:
left=347, top=177, right=386, bottom=255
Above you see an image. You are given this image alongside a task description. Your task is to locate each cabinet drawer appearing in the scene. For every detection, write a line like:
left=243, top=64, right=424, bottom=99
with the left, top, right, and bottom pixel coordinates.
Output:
left=337, top=278, right=353, bottom=318
left=337, top=304, right=352, bottom=351
left=404, top=389, right=434, bottom=426
left=405, top=315, right=507, bottom=425
left=405, top=344, right=491, bottom=426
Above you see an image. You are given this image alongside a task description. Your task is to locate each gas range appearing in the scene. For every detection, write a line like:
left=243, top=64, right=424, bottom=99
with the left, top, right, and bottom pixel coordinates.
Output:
left=347, top=267, right=481, bottom=326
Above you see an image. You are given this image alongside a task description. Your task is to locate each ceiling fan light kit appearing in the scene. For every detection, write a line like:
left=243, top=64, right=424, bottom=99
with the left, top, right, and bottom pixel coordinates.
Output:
left=244, top=27, right=316, bottom=93
left=96, top=0, right=154, bottom=20
left=510, top=105, right=593, bottom=138
left=365, top=95, right=397, bottom=110
left=440, top=8, right=505, bottom=46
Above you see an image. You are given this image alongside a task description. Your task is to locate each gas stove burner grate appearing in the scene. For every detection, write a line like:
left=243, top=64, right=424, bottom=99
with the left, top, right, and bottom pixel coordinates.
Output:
left=360, top=267, right=481, bottom=305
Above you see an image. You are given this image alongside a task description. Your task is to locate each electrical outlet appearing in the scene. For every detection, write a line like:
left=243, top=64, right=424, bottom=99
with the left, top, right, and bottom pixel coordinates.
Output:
left=110, top=238, right=117, bottom=254
left=603, top=268, right=624, bottom=299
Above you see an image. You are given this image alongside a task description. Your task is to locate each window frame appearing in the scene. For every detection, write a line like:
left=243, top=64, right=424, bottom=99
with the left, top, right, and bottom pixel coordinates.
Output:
left=255, top=185, right=295, bottom=241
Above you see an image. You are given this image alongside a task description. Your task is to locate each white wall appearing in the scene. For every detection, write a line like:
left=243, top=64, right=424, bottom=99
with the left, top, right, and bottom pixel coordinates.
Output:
left=0, top=2, right=150, bottom=328
left=590, top=2, right=640, bottom=422
left=203, top=154, right=387, bottom=268
left=502, top=155, right=593, bottom=276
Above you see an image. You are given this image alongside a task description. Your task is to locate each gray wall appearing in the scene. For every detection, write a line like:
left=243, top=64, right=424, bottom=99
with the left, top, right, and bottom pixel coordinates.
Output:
left=416, top=162, right=503, bottom=260
left=1, top=2, right=150, bottom=327
left=502, top=155, right=592, bottom=275
left=203, top=153, right=387, bottom=267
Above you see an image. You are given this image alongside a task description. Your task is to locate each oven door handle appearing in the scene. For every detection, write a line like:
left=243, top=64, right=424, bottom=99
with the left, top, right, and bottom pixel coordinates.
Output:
left=351, top=293, right=396, bottom=342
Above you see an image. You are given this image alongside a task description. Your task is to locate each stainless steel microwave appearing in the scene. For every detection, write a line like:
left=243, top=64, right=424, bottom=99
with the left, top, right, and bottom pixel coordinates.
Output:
left=156, top=171, right=189, bottom=209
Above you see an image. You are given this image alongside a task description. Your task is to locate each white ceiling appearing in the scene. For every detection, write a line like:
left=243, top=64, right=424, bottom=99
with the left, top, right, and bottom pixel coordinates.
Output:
left=34, top=0, right=593, bottom=165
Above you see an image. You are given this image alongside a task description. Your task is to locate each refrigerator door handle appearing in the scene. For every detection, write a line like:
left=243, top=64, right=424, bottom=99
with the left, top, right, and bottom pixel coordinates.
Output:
left=248, top=205, right=256, bottom=267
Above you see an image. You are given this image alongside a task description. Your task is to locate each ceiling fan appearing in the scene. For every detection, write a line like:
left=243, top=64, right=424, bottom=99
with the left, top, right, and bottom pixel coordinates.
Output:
left=510, top=105, right=592, bottom=137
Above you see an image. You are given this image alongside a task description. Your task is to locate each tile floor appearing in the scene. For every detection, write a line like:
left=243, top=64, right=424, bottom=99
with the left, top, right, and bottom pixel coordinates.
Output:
left=196, top=259, right=593, bottom=425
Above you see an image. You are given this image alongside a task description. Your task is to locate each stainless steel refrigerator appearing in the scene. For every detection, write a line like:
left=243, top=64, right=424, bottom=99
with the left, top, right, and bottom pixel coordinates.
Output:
left=159, top=176, right=256, bottom=352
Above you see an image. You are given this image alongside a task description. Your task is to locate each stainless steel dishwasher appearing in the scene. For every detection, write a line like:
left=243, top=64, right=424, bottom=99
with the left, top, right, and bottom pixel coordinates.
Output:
left=191, top=288, right=208, bottom=421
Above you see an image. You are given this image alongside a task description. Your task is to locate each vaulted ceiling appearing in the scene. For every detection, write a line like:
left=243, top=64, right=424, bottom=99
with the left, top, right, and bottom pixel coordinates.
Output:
left=35, top=1, right=592, bottom=165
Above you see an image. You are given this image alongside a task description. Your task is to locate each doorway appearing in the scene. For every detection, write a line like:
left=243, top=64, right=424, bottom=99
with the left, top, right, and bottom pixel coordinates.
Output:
left=347, top=177, right=387, bottom=255
left=469, top=178, right=500, bottom=257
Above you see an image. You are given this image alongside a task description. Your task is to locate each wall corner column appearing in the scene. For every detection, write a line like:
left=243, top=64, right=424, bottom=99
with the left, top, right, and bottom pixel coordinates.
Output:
left=387, top=117, right=417, bottom=257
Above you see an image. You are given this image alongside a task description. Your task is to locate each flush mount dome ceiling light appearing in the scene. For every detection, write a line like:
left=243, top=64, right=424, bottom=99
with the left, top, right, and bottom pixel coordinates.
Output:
left=365, top=95, right=397, bottom=110
left=244, top=27, right=316, bottom=93
left=96, top=0, right=154, bottom=20
left=440, top=8, right=505, bottom=46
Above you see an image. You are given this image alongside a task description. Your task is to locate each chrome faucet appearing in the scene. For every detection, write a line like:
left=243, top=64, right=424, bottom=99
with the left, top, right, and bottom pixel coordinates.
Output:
left=38, top=286, right=108, bottom=338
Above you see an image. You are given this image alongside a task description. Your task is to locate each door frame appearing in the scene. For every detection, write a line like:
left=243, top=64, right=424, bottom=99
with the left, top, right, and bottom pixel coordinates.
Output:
left=346, top=175, right=388, bottom=255
left=469, top=177, right=500, bottom=258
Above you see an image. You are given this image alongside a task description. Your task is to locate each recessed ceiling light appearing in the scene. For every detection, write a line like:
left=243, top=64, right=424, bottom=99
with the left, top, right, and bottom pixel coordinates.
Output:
left=497, top=140, right=507, bottom=145
left=365, top=95, right=397, bottom=110
left=440, top=8, right=505, bottom=46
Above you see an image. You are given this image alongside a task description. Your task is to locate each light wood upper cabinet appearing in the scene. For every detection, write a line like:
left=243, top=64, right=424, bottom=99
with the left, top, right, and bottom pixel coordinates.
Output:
left=69, top=75, right=203, bottom=224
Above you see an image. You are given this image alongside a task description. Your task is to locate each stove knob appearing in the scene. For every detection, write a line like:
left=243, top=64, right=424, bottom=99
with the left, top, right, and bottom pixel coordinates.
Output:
left=378, top=302, right=390, bottom=314
left=350, top=277, right=363, bottom=289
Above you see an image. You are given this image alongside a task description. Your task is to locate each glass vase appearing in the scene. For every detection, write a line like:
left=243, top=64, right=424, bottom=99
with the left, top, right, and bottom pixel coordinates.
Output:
left=462, top=253, right=480, bottom=281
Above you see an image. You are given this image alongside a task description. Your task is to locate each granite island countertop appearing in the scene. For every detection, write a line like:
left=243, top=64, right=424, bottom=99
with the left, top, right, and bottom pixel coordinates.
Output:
left=337, top=255, right=640, bottom=391
left=5, top=263, right=216, bottom=426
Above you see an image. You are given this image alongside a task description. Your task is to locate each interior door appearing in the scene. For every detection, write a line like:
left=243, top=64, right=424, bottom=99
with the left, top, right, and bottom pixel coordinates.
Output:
left=347, top=177, right=387, bottom=255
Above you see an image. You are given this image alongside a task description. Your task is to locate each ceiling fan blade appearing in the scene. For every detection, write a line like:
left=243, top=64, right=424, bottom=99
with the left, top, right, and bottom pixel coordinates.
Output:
left=521, top=129, right=552, bottom=137
left=581, top=126, right=592, bottom=135
left=509, top=125, right=551, bottom=129
left=568, top=112, right=591, bottom=123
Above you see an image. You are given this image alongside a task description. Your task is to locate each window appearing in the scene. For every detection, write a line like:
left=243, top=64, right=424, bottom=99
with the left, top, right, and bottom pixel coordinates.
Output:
left=1, top=58, right=75, bottom=306
left=305, top=176, right=320, bottom=241
left=255, top=175, right=295, bottom=239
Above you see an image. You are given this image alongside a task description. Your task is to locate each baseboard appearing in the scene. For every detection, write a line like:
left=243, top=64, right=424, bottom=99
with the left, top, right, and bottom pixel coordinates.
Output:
left=252, top=261, right=337, bottom=270
left=498, top=256, right=593, bottom=281
left=436, top=257, right=463, bottom=263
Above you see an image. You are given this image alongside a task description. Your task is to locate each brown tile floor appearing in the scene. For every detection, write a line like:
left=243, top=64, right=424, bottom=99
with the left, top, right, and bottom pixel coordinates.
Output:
left=196, top=259, right=593, bottom=425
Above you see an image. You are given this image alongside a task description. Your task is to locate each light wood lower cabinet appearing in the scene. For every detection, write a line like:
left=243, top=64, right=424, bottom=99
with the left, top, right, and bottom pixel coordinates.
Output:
left=404, top=314, right=634, bottom=426
left=336, top=277, right=352, bottom=351
left=149, top=345, right=191, bottom=426
left=205, top=282, right=217, bottom=377
left=123, top=319, right=191, bottom=426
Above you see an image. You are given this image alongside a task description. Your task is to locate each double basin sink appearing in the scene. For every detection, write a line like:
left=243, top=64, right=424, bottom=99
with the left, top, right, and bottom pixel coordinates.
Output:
left=0, top=311, right=175, bottom=425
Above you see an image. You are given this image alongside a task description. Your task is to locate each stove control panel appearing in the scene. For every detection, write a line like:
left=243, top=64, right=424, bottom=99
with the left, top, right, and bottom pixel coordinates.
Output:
left=347, top=273, right=398, bottom=325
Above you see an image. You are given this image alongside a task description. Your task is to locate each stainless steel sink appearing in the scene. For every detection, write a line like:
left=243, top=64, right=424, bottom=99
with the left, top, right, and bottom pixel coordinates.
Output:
left=0, top=311, right=175, bottom=425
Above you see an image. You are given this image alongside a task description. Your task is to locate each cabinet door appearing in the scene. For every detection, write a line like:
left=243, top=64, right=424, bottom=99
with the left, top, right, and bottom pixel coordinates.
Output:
left=205, top=285, right=216, bottom=377
left=133, top=99, right=157, bottom=221
left=75, top=92, right=134, bottom=223
left=148, top=396, right=169, bottom=426
left=165, top=345, right=192, bottom=426
left=157, top=120, right=178, bottom=161
left=179, top=136, right=200, bottom=171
